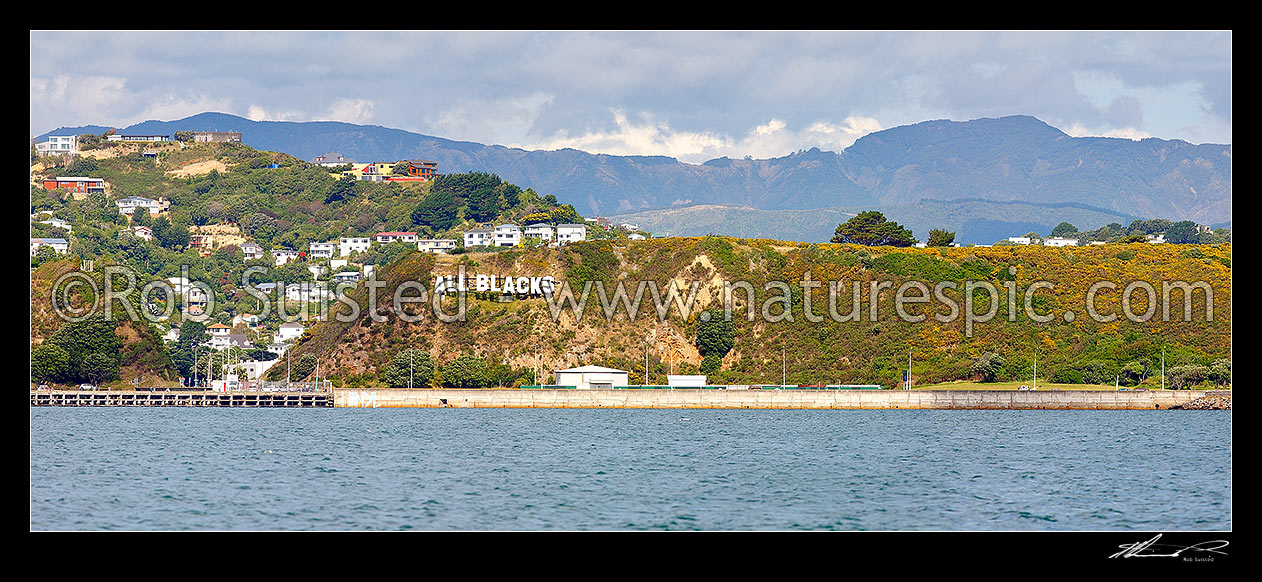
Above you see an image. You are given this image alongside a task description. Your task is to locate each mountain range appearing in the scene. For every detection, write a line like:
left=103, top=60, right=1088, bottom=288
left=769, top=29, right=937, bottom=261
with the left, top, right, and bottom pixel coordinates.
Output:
left=35, top=112, right=1231, bottom=244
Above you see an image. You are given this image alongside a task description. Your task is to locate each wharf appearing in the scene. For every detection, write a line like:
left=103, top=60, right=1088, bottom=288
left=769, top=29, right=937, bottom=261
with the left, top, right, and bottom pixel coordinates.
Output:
left=30, top=390, right=331, bottom=408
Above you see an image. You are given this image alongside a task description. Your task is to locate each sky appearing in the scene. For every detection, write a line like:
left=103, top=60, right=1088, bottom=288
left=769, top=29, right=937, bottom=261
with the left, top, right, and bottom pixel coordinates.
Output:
left=30, top=30, right=1231, bottom=164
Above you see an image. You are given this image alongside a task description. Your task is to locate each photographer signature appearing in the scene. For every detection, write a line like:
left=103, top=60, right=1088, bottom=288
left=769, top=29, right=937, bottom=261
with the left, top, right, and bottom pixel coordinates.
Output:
left=1109, top=534, right=1229, bottom=559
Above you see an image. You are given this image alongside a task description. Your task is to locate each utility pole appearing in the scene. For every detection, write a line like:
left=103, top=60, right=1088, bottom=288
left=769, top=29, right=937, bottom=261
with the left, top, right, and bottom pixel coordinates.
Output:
left=1161, top=348, right=1166, bottom=391
left=782, top=346, right=786, bottom=387
left=907, top=349, right=912, bottom=391
left=409, top=351, right=414, bottom=390
left=1033, top=348, right=1038, bottom=390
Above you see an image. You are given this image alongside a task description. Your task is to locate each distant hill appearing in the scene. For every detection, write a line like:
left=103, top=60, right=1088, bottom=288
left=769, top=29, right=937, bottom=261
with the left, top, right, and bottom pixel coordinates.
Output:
left=36, top=113, right=1231, bottom=241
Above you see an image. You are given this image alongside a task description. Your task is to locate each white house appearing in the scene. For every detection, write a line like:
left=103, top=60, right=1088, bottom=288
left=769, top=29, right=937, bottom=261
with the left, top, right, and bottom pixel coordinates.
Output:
left=333, top=271, right=362, bottom=284
left=209, top=333, right=251, bottom=351
left=556, top=224, right=587, bottom=244
left=308, top=242, right=337, bottom=259
left=234, top=359, right=279, bottom=381
left=1146, top=234, right=1167, bottom=244
left=206, top=323, right=232, bottom=336
left=166, top=277, right=208, bottom=306
left=272, top=248, right=300, bottom=266
left=494, top=224, right=521, bottom=247
left=553, top=365, right=629, bottom=390
left=285, top=282, right=330, bottom=303
left=162, top=327, right=180, bottom=344
left=418, top=239, right=458, bottom=254
left=34, top=135, right=78, bottom=156
left=116, top=196, right=165, bottom=216
left=464, top=228, right=492, bottom=248
left=274, top=321, right=306, bottom=343
left=339, top=237, right=371, bottom=257
left=39, top=218, right=72, bottom=232
left=133, top=226, right=153, bottom=241
left=628, top=233, right=646, bottom=241
left=106, top=134, right=170, bottom=142
left=376, top=231, right=419, bottom=244
left=239, top=242, right=264, bottom=260
left=1043, top=237, right=1079, bottom=247
left=1007, top=236, right=1034, bottom=245
left=618, top=222, right=639, bottom=231
left=30, top=238, right=69, bottom=256
left=524, top=223, right=555, bottom=241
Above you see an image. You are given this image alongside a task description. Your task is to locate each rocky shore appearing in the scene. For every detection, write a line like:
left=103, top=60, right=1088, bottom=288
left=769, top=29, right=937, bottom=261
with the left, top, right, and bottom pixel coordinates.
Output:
left=1171, top=394, right=1232, bottom=410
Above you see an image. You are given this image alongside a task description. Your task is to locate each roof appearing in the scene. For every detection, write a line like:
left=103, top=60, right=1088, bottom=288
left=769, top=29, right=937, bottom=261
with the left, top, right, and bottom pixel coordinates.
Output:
left=52, top=176, right=104, bottom=182
left=207, top=323, right=230, bottom=329
left=377, top=231, right=418, bottom=236
left=31, top=238, right=68, bottom=244
left=279, top=322, right=305, bottom=328
left=524, top=223, right=553, bottom=229
left=465, top=228, right=492, bottom=234
left=495, top=224, right=521, bottom=230
left=555, top=365, right=629, bottom=374
left=557, top=223, right=587, bottom=228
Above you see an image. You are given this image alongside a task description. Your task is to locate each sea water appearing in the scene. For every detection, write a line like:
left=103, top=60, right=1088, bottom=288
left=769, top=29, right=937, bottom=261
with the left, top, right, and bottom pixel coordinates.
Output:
left=29, top=408, right=1230, bottom=531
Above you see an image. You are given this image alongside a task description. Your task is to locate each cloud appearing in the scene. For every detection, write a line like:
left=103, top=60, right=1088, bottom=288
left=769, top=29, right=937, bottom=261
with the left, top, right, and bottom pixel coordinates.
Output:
left=528, top=109, right=730, bottom=160
left=426, top=92, right=555, bottom=146
left=1064, top=123, right=1152, bottom=141
left=320, top=98, right=375, bottom=124
left=136, top=93, right=233, bottom=123
left=526, top=110, right=884, bottom=163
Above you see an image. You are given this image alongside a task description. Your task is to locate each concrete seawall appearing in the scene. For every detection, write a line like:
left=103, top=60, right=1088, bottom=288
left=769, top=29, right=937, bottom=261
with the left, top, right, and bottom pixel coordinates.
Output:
left=333, top=389, right=1229, bottom=410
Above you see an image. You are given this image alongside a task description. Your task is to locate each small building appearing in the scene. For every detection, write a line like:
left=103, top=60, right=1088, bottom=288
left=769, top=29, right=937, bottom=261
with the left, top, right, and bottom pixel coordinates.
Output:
left=628, top=233, right=646, bottom=241
left=618, top=222, right=639, bottom=231
left=44, top=177, right=106, bottom=195
left=274, top=321, right=306, bottom=343
left=193, top=131, right=242, bottom=143
left=464, top=228, right=492, bottom=248
left=553, top=365, right=629, bottom=390
left=239, top=242, right=264, bottom=260
left=209, top=333, right=251, bottom=351
left=189, top=234, right=214, bottom=256
left=30, top=238, right=69, bottom=256
left=418, top=239, right=458, bottom=254
left=1146, top=234, right=1167, bottom=244
left=312, top=152, right=353, bottom=167
left=333, top=271, right=362, bottom=285
left=207, top=323, right=232, bottom=336
left=141, top=150, right=159, bottom=159
left=272, top=248, right=300, bottom=266
left=667, top=375, right=707, bottom=388
left=308, top=241, right=337, bottom=259
left=524, top=223, right=555, bottom=241
left=556, top=224, right=587, bottom=244
left=376, top=231, right=419, bottom=244
left=400, top=160, right=438, bottom=180
left=34, top=135, right=78, bottom=156
left=106, top=134, right=170, bottom=142
left=1043, top=237, right=1079, bottom=247
left=285, top=282, right=330, bottom=303
left=115, top=196, right=165, bottom=215
left=1006, top=236, right=1034, bottom=245
left=494, top=224, right=521, bottom=247
left=339, top=237, right=371, bottom=257
left=232, top=313, right=262, bottom=328
left=39, top=218, right=72, bottom=233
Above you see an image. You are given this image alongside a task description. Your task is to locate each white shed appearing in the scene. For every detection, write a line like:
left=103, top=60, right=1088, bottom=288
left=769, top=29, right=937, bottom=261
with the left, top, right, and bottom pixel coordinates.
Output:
left=553, top=365, right=629, bottom=390
left=667, top=375, right=707, bottom=388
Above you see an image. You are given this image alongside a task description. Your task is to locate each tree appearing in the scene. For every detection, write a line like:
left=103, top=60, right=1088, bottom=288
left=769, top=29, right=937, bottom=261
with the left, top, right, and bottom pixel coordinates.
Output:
left=81, top=352, right=120, bottom=386
left=441, top=354, right=489, bottom=388
left=831, top=211, right=917, bottom=247
left=970, top=352, right=1006, bottom=382
left=411, top=190, right=458, bottom=232
left=173, top=130, right=195, bottom=142
left=325, top=176, right=357, bottom=204
left=381, top=349, right=435, bottom=388
left=132, top=209, right=151, bottom=227
left=292, top=354, right=319, bottom=380
left=33, top=245, right=58, bottom=266
left=700, top=354, right=722, bottom=375
left=696, top=309, right=735, bottom=358
left=1165, top=220, right=1199, bottom=244
left=1050, top=222, right=1079, bottom=237
left=926, top=229, right=956, bottom=247
left=31, top=343, right=70, bottom=384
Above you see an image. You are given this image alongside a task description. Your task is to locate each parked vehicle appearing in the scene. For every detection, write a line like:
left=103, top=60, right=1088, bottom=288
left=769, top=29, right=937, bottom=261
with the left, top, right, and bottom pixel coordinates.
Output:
left=78, top=383, right=96, bottom=391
